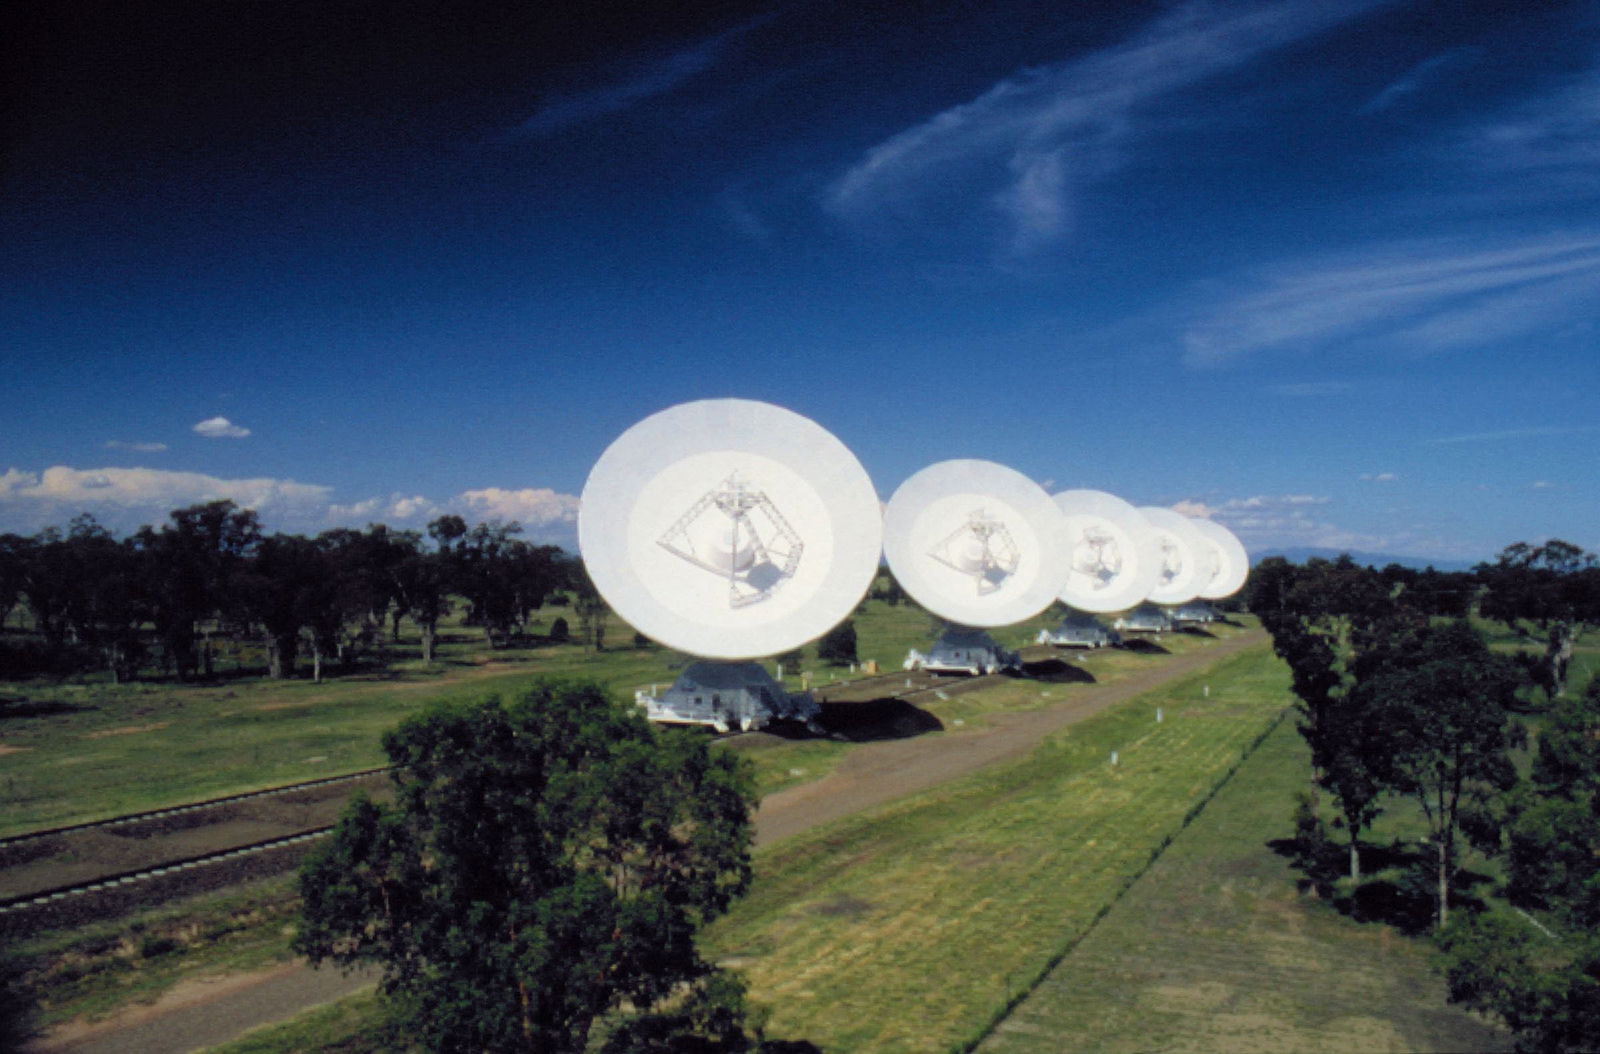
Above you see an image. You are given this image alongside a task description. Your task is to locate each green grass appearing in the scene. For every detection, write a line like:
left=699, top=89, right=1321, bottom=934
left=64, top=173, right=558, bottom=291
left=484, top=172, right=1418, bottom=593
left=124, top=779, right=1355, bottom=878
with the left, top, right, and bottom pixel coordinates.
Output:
left=704, top=642, right=1287, bottom=1052
left=15, top=874, right=304, bottom=1028
left=213, top=989, right=394, bottom=1054
left=977, top=710, right=1511, bottom=1053
left=0, top=604, right=928, bottom=835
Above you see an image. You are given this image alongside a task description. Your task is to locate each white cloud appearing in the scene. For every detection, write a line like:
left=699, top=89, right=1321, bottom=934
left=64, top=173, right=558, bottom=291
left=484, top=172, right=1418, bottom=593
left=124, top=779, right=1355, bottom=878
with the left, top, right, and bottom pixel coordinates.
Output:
left=1169, top=492, right=1390, bottom=552
left=1531, top=480, right=1556, bottom=489
left=1170, top=499, right=1214, bottom=518
left=1270, top=381, right=1352, bottom=397
left=1, top=463, right=585, bottom=549
left=1427, top=424, right=1597, bottom=445
left=1182, top=232, right=1600, bottom=366
left=0, top=465, right=333, bottom=534
left=193, top=416, right=251, bottom=439
left=1359, top=472, right=1399, bottom=482
left=827, top=0, right=1393, bottom=253
left=104, top=440, right=169, bottom=453
left=458, top=487, right=579, bottom=530
left=327, top=494, right=441, bottom=524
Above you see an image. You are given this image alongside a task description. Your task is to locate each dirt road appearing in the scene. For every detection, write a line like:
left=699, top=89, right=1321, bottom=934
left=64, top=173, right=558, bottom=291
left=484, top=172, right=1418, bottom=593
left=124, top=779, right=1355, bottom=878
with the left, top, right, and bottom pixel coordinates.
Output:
left=31, top=629, right=1267, bottom=1054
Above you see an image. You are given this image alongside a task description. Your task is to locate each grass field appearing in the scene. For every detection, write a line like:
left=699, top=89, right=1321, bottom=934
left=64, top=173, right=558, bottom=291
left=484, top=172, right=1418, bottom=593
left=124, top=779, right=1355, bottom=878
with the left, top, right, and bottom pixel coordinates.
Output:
left=976, top=711, right=1510, bottom=1053
left=703, top=643, right=1288, bottom=1052
left=195, top=629, right=1504, bottom=1054
left=0, top=600, right=1237, bottom=836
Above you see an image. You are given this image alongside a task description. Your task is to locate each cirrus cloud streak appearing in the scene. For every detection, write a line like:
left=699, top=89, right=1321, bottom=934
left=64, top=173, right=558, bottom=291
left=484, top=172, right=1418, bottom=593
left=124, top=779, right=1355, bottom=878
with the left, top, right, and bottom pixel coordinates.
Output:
left=827, top=0, right=1393, bottom=253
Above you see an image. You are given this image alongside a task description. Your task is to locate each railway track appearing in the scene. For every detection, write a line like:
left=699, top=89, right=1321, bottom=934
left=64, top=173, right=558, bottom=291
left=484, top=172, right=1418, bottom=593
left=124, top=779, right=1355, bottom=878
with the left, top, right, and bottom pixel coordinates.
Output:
left=0, top=641, right=1094, bottom=936
left=0, top=769, right=392, bottom=937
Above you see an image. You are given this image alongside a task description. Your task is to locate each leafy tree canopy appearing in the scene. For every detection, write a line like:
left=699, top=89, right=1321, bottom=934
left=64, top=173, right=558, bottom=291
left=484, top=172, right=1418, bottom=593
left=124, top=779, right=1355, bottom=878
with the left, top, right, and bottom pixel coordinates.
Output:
left=295, top=680, right=759, bottom=1053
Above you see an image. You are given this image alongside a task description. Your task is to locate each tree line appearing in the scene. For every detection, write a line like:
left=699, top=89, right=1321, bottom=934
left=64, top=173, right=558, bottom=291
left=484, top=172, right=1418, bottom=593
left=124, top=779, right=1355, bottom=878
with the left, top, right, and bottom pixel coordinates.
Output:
left=0, top=500, right=601, bottom=684
left=1248, top=541, right=1600, bottom=1051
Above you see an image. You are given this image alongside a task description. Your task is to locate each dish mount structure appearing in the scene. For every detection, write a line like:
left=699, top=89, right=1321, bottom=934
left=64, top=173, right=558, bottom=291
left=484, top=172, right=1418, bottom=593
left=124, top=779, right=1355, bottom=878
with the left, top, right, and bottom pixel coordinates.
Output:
left=579, top=399, right=882, bottom=732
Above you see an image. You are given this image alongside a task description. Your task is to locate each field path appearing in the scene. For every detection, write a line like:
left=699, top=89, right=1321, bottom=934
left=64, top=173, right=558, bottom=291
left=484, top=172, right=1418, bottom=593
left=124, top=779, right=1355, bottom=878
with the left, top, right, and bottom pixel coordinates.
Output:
left=29, top=629, right=1267, bottom=1054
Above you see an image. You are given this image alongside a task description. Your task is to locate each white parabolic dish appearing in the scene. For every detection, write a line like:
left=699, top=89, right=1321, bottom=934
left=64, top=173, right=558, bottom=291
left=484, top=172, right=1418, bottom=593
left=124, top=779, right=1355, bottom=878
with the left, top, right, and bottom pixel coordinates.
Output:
left=578, top=399, right=883, bottom=661
left=883, top=460, right=1069, bottom=627
left=1138, top=506, right=1214, bottom=605
left=1189, top=517, right=1250, bottom=599
left=1052, top=489, right=1163, bottom=614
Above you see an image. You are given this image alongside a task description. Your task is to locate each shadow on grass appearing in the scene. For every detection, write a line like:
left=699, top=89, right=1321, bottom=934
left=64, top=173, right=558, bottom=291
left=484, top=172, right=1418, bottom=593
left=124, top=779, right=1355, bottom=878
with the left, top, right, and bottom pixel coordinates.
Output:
left=1118, top=638, right=1170, bottom=655
left=1177, top=626, right=1217, bottom=638
left=0, top=698, right=96, bottom=720
left=1270, top=834, right=1494, bottom=936
left=813, top=698, right=945, bottom=742
left=1012, top=658, right=1096, bottom=685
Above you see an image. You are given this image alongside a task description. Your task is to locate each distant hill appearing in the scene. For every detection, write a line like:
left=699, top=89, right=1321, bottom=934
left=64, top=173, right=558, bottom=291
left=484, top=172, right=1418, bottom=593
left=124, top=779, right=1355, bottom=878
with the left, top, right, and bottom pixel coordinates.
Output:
left=1249, top=548, right=1480, bottom=573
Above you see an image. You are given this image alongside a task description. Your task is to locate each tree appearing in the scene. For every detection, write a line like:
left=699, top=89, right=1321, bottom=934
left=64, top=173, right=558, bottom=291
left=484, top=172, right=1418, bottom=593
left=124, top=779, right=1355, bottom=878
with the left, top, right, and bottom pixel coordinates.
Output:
left=60, top=516, right=150, bottom=683
left=1477, top=540, right=1600, bottom=700
left=816, top=619, right=857, bottom=666
left=1248, top=555, right=1396, bottom=879
left=237, top=534, right=325, bottom=680
left=137, top=501, right=261, bottom=679
left=1366, top=621, right=1522, bottom=927
left=391, top=539, right=451, bottom=664
left=1439, top=911, right=1600, bottom=1054
left=569, top=561, right=609, bottom=652
left=296, top=681, right=758, bottom=1053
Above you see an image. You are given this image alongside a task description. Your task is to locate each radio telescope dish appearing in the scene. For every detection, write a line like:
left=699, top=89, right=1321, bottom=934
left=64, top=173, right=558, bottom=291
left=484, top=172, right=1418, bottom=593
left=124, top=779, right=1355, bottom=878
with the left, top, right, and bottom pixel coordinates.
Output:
left=1137, top=506, right=1213, bottom=606
left=1052, top=489, right=1163, bottom=614
left=883, top=460, right=1069, bottom=628
left=578, top=399, right=882, bottom=661
left=1189, top=517, right=1249, bottom=599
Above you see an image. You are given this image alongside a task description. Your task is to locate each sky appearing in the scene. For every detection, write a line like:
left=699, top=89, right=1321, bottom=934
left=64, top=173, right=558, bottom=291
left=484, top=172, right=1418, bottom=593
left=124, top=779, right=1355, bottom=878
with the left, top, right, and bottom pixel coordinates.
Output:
left=3, top=0, right=1597, bottom=565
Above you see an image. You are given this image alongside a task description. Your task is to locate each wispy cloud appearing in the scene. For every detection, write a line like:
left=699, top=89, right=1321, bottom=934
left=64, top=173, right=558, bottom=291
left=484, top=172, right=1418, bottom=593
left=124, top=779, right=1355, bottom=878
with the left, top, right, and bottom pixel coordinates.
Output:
left=104, top=440, right=168, bottom=453
left=1459, top=63, right=1600, bottom=178
left=1359, top=47, right=1482, bottom=114
left=512, top=18, right=765, bottom=137
left=1359, top=472, right=1399, bottom=482
left=826, top=0, right=1392, bottom=253
left=1427, top=424, right=1598, bottom=445
left=1184, top=492, right=1398, bottom=552
left=1271, top=381, right=1352, bottom=397
left=1182, top=232, right=1600, bottom=366
left=193, top=416, right=250, bottom=439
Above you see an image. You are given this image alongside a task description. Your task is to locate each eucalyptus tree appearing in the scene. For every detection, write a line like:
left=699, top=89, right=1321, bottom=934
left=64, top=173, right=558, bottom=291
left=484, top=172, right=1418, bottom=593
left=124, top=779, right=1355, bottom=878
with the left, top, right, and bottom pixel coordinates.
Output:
left=1248, top=555, right=1396, bottom=878
left=238, top=533, right=325, bottom=680
left=136, top=500, right=261, bottom=679
left=60, top=515, right=150, bottom=682
left=1440, top=678, right=1600, bottom=1051
left=1360, top=620, right=1522, bottom=927
left=1477, top=540, right=1600, bottom=699
left=296, top=680, right=758, bottom=1053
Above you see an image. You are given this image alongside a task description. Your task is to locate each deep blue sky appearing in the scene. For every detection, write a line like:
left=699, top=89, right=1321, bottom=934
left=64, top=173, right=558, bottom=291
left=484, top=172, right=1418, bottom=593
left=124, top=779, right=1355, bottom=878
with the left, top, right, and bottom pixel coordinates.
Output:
left=3, top=0, right=1597, bottom=562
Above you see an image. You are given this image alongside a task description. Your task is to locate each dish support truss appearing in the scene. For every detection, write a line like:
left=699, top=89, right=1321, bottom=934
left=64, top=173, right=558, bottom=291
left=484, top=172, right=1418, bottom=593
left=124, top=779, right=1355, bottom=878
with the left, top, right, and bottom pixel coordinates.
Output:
left=657, top=474, right=804, bottom=608
left=930, top=508, right=1020, bottom=595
